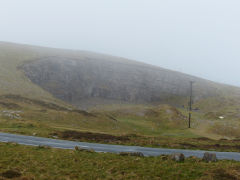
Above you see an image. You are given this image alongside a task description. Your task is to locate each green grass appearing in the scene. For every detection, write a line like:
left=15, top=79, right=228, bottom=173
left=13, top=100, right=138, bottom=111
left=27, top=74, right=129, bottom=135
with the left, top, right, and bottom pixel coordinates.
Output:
left=1, top=42, right=240, bottom=153
left=0, top=142, right=239, bottom=179
left=1, top=95, right=240, bottom=152
left=0, top=42, right=55, bottom=101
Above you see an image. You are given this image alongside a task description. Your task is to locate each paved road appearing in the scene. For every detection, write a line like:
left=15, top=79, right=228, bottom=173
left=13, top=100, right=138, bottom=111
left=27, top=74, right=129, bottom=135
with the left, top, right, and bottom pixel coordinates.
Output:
left=0, top=132, right=240, bottom=161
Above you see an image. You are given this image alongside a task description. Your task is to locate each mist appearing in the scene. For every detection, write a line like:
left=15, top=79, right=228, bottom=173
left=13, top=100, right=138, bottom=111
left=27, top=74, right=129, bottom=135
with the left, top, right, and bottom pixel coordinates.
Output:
left=1, top=0, right=240, bottom=86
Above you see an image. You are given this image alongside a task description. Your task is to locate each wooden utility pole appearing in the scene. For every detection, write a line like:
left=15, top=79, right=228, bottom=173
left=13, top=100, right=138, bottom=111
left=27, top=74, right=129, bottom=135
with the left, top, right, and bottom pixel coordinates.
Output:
left=188, top=81, right=194, bottom=128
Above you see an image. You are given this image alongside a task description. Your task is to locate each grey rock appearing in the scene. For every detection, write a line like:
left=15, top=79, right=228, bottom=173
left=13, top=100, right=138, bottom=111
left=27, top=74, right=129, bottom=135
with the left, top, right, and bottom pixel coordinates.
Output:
left=170, top=153, right=185, bottom=162
left=75, top=146, right=95, bottom=153
left=202, top=152, right=217, bottom=162
left=119, top=152, right=144, bottom=157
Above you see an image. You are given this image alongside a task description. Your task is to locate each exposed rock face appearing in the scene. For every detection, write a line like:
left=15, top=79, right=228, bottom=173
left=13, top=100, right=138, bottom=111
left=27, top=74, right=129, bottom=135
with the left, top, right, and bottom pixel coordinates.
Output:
left=21, top=55, right=219, bottom=108
left=202, top=152, right=217, bottom=162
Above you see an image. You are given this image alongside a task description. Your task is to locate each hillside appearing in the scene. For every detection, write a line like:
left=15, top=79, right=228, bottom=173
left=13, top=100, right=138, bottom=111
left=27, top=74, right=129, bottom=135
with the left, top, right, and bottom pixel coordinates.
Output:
left=1, top=41, right=239, bottom=109
left=1, top=41, right=240, bottom=142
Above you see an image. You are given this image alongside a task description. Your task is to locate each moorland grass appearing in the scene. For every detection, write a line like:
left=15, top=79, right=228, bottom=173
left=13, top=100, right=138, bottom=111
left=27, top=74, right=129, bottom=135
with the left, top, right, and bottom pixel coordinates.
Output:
left=0, top=142, right=240, bottom=179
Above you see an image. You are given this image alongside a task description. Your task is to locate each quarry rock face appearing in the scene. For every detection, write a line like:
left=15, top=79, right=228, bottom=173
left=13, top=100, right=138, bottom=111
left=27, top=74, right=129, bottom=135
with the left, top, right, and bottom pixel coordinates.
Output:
left=21, top=55, right=219, bottom=108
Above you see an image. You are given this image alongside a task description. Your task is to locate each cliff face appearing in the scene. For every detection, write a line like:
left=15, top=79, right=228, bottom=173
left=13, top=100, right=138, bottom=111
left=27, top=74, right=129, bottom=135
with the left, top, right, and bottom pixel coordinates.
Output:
left=21, top=55, right=221, bottom=108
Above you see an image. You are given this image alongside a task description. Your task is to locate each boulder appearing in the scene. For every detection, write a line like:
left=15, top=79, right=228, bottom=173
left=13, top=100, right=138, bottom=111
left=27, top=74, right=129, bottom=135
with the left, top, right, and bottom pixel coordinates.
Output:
left=119, top=152, right=144, bottom=157
left=75, top=146, right=95, bottom=153
left=170, top=153, right=185, bottom=162
left=202, top=152, right=217, bottom=162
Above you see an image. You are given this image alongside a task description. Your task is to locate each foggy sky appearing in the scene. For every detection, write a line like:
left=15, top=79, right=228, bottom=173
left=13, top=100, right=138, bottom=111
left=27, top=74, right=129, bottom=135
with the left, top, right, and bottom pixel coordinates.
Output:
left=1, top=0, right=240, bottom=86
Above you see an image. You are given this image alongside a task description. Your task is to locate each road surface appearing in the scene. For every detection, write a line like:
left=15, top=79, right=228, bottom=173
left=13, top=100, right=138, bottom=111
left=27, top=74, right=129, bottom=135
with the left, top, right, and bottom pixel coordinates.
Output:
left=0, top=132, right=240, bottom=161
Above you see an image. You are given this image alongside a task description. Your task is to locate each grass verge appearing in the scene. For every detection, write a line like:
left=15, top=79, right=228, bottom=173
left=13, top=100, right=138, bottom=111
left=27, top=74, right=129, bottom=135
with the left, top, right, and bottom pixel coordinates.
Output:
left=0, top=142, right=240, bottom=179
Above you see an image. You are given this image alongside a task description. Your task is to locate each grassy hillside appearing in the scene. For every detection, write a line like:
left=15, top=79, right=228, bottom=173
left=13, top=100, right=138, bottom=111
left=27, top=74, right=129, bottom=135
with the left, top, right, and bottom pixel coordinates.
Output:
left=0, top=42, right=52, bottom=100
left=1, top=94, right=240, bottom=152
left=0, top=94, right=190, bottom=137
left=0, top=41, right=240, bottom=148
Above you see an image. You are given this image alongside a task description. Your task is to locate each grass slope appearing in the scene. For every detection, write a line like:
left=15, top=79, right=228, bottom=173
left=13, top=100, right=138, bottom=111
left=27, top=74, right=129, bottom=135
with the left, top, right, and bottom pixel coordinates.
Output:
left=0, top=42, right=53, bottom=100
left=1, top=95, right=240, bottom=152
left=0, top=42, right=240, bottom=150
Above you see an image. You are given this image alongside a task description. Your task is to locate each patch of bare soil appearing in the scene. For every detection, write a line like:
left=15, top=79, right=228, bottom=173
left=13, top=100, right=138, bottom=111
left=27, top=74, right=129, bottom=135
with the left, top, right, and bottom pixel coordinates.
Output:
left=195, top=137, right=212, bottom=141
left=0, top=101, right=21, bottom=109
left=0, top=94, right=95, bottom=116
left=1, top=170, right=22, bottom=179
left=57, top=131, right=130, bottom=143
left=1, top=94, right=69, bottom=111
left=179, top=142, right=240, bottom=152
